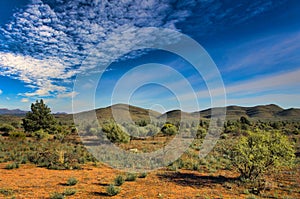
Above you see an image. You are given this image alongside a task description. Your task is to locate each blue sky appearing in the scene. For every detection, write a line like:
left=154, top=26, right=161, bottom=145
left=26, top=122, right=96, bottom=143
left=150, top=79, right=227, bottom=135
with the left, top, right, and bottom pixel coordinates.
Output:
left=0, top=0, right=299, bottom=113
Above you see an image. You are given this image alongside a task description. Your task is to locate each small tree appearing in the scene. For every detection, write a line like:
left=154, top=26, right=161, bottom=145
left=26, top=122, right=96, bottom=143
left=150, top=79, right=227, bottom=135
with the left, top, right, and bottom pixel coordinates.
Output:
left=22, top=99, right=57, bottom=133
left=102, top=122, right=130, bottom=143
left=231, top=130, right=295, bottom=181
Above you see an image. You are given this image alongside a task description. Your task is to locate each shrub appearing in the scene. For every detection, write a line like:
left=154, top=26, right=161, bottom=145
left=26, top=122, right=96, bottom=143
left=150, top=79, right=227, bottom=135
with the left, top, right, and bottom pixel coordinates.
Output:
left=32, top=129, right=49, bottom=140
left=66, top=177, right=78, bottom=186
left=231, top=130, right=295, bottom=181
left=0, top=188, right=14, bottom=196
left=50, top=192, right=65, bottom=199
left=114, top=175, right=125, bottom=186
left=161, top=123, right=178, bottom=136
left=102, top=122, right=130, bottom=143
left=63, top=188, right=77, bottom=196
left=196, top=127, right=207, bottom=139
left=125, top=173, right=137, bottom=181
left=106, top=184, right=120, bottom=196
left=139, top=172, right=147, bottom=178
left=0, top=124, right=15, bottom=136
left=9, top=131, right=26, bottom=139
left=5, top=162, right=19, bottom=170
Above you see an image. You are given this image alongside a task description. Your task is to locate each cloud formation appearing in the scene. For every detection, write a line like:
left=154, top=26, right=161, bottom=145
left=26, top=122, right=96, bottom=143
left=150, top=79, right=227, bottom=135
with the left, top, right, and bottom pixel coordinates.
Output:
left=0, top=0, right=195, bottom=97
left=0, top=0, right=288, bottom=99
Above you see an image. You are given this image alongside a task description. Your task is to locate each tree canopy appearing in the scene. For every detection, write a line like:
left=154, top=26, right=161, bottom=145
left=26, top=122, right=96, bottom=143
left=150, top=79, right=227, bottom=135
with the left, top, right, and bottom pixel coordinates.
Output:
left=22, top=99, right=57, bottom=133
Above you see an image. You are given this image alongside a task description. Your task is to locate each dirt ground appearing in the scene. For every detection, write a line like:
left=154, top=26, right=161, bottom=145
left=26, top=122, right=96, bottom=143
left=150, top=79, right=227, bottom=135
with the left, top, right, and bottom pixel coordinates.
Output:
left=0, top=163, right=299, bottom=199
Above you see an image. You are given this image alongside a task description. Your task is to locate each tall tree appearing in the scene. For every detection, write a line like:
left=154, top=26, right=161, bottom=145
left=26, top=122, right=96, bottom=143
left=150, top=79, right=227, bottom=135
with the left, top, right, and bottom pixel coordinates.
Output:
left=22, top=99, right=57, bottom=133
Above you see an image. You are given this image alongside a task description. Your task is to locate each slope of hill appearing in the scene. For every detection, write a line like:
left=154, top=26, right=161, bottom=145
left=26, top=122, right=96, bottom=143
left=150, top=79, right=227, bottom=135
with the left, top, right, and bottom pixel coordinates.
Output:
left=82, top=103, right=300, bottom=122
left=198, top=104, right=300, bottom=120
left=79, top=103, right=161, bottom=123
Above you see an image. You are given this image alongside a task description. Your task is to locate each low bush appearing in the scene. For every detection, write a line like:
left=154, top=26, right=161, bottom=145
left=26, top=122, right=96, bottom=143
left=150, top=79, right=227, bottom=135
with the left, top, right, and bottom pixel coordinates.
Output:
left=9, top=131, right=26, bottom=139
left=139, top=172, right=147, bottom=178
left=66, top=177, right=78, bottom=186
left=106, top=184, right=120, bottom=196
left=50, top=192, right=65, bottom=199
left=125, top=173, right=137, bottom=181
left=114, top=175, right=125, bottom=186
left=63, top=188, right=77, bottom=196
left=5, top=162, right=19, bottom=170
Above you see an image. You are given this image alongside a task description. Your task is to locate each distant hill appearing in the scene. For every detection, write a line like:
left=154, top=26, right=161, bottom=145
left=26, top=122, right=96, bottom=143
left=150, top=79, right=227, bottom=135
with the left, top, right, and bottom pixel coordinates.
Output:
left=74, top=103, right=300, bottom=122
left=198, top=104, right=300, bottom=120
left=2, top=104, right=299, bottom=121
left=0, top=108, right=27, bottom=115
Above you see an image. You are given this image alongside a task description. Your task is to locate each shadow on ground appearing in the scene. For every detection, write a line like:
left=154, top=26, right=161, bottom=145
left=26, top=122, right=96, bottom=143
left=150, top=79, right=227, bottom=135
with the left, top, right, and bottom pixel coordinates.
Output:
left=157, top=171, right=238, bottom=188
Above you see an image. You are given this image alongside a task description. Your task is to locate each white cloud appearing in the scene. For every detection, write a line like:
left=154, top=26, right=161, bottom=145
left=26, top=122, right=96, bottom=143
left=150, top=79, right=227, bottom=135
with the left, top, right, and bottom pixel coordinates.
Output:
left=21, top=98, right=29, bottom=103
left=57, top=91, right=78, bottom=98
left=225, top=32, right=300, bottom=72
left=0, top=0, right=195, bottom=97
left=0, top=89, right=2, bottom=95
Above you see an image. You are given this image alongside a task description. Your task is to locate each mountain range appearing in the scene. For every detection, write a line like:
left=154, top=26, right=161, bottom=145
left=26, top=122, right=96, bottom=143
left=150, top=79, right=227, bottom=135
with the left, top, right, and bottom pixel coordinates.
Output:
left=0, top=108, right=28, bottom=115
left=1, top=104, right=300, bottom=121
left=84, top=103, right=300, bottom=121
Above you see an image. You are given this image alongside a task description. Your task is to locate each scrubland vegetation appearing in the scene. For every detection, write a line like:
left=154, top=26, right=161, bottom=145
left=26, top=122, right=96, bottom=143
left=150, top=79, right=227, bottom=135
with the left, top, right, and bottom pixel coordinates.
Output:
left=0, top=100, right=299, bottom=198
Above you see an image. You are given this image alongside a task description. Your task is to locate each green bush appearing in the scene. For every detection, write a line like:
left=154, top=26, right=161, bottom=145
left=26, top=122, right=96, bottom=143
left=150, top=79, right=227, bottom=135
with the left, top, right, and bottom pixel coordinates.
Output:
left=231, top=130, right=295, bottom=181
left=0, top=188, right=14, bottom=196
left=114, top=175, right=125, bottom=186
left=9, top=131, right=26, bottom=139
left=50, top=192, right=65, bottom=199
left=139, top=172, right=147, bottom=178
left=0, top=124, right=15, bottom=136
left=66, top=177, right=78, bottom=186
left=125, top=173, right=137, bottom=181
left=106, top=184, right=120, bottom=196
left=5, top=162, right=19, bottom=170
left=32, top=129, right=49, bottom=140
left=161, top=123, right=178, bottom=136
left=102, top=122, right=130, bottom=143
left=63, top=188, right=77, bottom=196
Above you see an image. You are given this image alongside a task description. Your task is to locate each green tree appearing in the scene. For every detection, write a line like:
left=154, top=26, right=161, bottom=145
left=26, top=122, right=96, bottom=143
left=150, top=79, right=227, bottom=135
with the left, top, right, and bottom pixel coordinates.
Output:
left=22, top=99, right=57, bottom=133
left=240, top=116, right=251, bottom=125
left=231, top=130, right=295, bottom=181
left=102, top=122, right=130, bottom=143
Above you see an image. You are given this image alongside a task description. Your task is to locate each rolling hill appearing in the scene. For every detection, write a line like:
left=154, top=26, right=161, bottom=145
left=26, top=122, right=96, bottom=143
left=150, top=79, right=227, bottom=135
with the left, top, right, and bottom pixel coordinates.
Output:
left=78, top=103, right=300, bottom=122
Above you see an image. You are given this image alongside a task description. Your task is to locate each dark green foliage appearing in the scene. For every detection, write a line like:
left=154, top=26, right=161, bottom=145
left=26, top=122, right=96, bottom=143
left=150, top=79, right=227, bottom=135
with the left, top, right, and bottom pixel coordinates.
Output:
left=5, top=162, right=19, bottom=169
left=106, top=184, right=120, bottom=196
left=22, top=99, right=57, bottom=133
left=114, top=175, right=125, bottom=186
left=125, top=173, right=137, bottom=181
left=0, top=188, right=14, bottom=196
left=50, top=192, right=65, bottom=199
left=196, top=127, right=207, bottom=139
left=0, top=124, right=15, bottom=136
left=240, top=116, right=251, bottom=125
left=102, top=122, right=130, bottom=143
left=32, top=129, right=49, bottom=140
left=66, top=177, right=78, bottom=186
left=135, top=119, right=148, bottom=127
left=63, top=188, right=77, bottom=196
left=231, top=130, right=295, bottom=181
left=9, top=131, right=26, bottom=139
